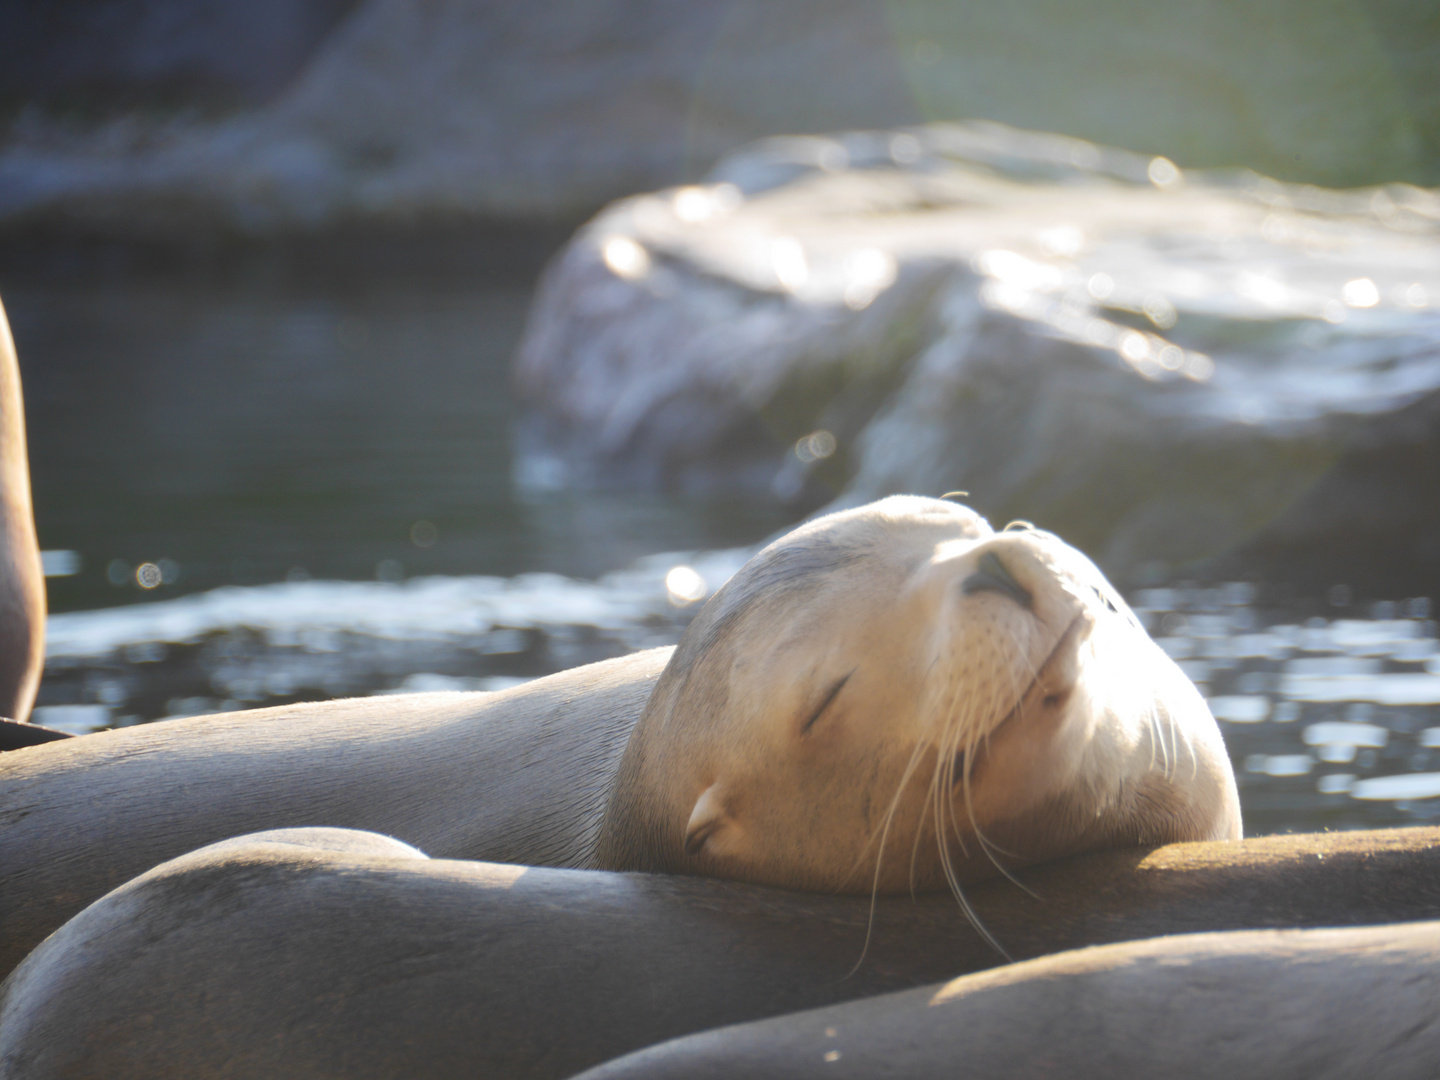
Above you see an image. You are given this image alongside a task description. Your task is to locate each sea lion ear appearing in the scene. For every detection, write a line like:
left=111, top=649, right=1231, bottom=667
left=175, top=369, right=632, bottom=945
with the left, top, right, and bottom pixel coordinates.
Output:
left=683, top=784, right=728, bottom=857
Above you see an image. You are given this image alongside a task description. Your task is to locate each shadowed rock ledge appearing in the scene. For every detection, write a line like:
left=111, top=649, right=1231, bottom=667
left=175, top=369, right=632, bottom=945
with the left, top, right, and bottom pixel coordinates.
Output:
left=514, top=123, right=1440, bottom=592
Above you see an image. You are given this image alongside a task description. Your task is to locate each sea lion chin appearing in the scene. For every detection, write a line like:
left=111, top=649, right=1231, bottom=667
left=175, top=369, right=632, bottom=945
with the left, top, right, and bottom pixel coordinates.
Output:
left=595, top=494, right=1241, bottom=894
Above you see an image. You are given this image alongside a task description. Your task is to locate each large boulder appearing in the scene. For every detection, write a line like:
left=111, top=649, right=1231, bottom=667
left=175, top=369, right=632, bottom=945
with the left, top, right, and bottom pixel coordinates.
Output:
left=1, top=0, right=1437, bottom=236
left=514, top=123, right=1440, bottom=593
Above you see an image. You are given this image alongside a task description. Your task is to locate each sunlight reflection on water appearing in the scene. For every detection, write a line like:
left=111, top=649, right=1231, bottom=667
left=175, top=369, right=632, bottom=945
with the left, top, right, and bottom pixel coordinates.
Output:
left=1135, top=587, right=1440, bottom=831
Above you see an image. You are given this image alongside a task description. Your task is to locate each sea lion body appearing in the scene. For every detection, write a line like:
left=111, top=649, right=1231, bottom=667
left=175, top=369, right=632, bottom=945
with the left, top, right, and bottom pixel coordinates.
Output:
left=0, top=298, right=44, bottom=723
left=577, top=921, right=1440, bottom=1080
left=0, top=496, right=1237, bottom=977
left=1, top=826, right=1437, bottom=1080
left=0, top=648, right=669, bottom=977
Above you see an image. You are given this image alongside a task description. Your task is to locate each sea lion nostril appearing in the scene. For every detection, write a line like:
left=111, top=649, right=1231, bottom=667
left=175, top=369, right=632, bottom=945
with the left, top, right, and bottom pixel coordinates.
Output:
left=961, top=552, right=1033, bottom=609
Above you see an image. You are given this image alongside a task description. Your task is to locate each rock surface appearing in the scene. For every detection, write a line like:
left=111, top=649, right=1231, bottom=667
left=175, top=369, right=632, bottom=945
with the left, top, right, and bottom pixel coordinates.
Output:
left=2, top=0, right=1438, bottom=235
left=514, top=123, right=1440, bottom=592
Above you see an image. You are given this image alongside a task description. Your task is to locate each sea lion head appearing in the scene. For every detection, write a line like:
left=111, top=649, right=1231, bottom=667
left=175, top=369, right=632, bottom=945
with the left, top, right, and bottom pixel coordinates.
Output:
left=596, top=495, right=1240, bottom=894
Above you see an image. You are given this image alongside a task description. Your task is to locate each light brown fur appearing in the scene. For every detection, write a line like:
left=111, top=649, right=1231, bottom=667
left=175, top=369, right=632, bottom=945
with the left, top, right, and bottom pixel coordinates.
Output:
left=597, top=496, right=1240, bottom=894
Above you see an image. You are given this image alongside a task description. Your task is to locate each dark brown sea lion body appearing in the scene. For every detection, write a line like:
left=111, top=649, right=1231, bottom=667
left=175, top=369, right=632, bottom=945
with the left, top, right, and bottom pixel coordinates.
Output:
left=0, top=648, right=669, bottom=978
left=576, top=918, right=1440, bottom=1080
left=1, top=826, right=1437, bottom=1080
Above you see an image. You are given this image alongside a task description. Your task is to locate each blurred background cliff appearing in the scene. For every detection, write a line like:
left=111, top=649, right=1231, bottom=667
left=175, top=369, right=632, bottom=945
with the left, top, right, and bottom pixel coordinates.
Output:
left=5, top=1, right=1440, bottom=832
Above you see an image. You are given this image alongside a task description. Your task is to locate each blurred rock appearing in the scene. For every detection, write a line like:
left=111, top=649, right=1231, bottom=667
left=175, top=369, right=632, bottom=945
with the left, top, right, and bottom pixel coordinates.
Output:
left=1, top=0, right=1438, bottom=236
left=514, top=123, right=1440, bottom=591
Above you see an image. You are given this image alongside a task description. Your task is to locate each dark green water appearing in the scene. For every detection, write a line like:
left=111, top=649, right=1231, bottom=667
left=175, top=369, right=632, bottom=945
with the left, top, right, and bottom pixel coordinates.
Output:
left=1, top=242, right=797, bottom=614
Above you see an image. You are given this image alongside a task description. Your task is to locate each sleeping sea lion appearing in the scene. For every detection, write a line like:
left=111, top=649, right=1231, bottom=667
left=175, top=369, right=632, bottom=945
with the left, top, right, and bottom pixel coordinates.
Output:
left=0, top=495, right=1238, bottom=976
left=596, top=495, right=1239, bottom=892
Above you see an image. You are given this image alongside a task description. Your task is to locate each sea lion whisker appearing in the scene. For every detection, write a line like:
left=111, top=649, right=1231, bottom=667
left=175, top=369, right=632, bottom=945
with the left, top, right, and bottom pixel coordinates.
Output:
left=941, top=684, right=982, bottom=862
left=1161, top=702, right=1177, bottom=779
left=1147, top=661, right=1179, bottom=778
left=857, top=733, right=935, bottom=893
left=920, top=680, right=969, bottom=870
left=944, top=714, right=1025, bottom=881
left=911, top=683, right=967, bottom=892
left=959, top=748, right=1037, bottom=898
left=1144, top=687, right=1169, bottom=778
left=934, top=780, right=1010, bottom=959
left=849, top=768, right=924, bottom=977
left=910, top=749, right=944, bottom=893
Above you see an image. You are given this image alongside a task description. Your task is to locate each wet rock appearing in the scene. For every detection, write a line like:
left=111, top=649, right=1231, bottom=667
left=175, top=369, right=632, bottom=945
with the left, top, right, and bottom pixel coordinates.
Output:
left=515, top=123, right=1440, bottom=592
left=2, top=0, right=1438, bottom=236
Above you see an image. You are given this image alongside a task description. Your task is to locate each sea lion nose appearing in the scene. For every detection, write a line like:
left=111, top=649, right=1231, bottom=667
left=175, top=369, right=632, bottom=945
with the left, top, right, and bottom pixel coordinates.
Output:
left=961, top=551, right=1033, bottom=609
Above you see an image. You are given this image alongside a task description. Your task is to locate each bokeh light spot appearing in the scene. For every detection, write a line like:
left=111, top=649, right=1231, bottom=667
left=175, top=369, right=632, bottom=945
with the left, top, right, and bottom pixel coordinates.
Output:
left=1038, top=226, right=1084, bottom=257
left=1342, top=278, right=1380, bottom=308
left=1147, top=156, right=1181, bottom=187
left=1087, top=272, right=1115, bottom=300
left=889, top=133, right=922, bottom=164
left=795, top=429, right=837, bottom=463
left=771, top=237, right=809, bottom=290
left=601, top=236, right=651, bottom=280
left=843, top=248, right=897, bottom=309
left=1182, top=353, right=1215, bottom=382
left=665, top=565, right=708, bottom=605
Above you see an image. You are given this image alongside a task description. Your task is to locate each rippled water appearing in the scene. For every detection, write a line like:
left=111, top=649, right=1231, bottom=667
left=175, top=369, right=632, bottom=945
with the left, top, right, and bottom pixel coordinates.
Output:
left=1133, top=586, right=1440, bottom=834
